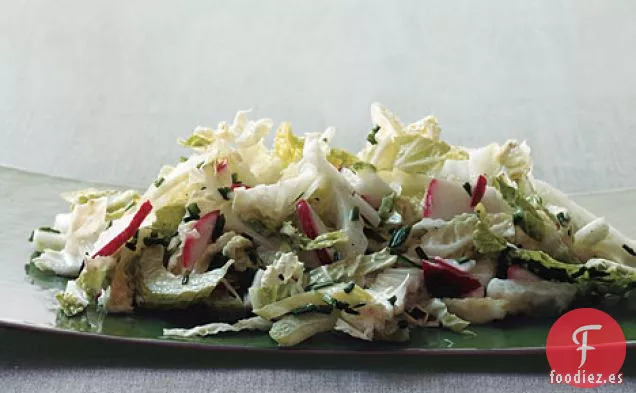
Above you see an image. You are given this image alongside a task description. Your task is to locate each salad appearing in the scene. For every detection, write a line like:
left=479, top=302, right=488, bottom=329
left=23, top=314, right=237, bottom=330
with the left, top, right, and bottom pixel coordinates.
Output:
left=28, top=103, right=636, bottom=346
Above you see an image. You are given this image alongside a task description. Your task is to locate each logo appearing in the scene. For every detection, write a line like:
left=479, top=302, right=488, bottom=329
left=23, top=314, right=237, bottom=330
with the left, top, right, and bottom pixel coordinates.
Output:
left=546, top=308, right=626, bottom=388
left=572, top=324, right=602, bottom=368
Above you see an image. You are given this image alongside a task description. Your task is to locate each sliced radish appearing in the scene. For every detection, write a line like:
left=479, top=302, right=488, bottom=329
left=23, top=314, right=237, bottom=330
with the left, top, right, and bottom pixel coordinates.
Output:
left=506, top=265, right=542, bottom=282
left=421, top=256, right=482, bottom=298
left=182, top=210, right=221, bottom=270
left=423, top=177, right=509, bottom=219
left=92, top=200, right=153, bottom=257
left=296, top=199, right=332, bottom=265
left=470, top=174, right=487, bottom=207
left=215, top=159, right=228, bottom=174
left=423, top=179, right=472, bottom=219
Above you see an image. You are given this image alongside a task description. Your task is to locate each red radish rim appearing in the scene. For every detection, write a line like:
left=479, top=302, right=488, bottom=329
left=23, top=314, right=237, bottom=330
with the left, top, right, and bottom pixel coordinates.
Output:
left=470, top=174, right=488, bottom=207
left=421, top=257, right=482, bottom=296
left=295, top=199, right=332, bottom=265
left=422, top=179, right=437, bottom=218
left=92, top=200, right=153, bottom=257
left=182, top=210, right=220, bottom=270
left=215, top=159, right=228, bottom=174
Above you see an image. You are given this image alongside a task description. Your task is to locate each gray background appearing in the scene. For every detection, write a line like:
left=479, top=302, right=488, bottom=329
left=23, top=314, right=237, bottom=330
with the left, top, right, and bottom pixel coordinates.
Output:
left=2, top=0, right=636, bottom=192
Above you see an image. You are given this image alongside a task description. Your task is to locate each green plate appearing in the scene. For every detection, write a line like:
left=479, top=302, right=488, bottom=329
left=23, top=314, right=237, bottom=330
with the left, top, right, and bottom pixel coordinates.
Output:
left=1, top=166, right=634, bottom=354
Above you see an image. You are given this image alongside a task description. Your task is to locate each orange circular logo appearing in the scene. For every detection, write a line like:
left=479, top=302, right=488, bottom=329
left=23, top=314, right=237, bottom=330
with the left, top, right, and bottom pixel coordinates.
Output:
left=546, top=308, right=626, bottom=388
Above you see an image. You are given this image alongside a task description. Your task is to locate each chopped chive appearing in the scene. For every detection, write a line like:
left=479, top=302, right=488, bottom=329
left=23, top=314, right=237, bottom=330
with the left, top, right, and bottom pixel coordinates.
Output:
left=125, top=242, right=136, bottom=251
left=344, top=308, right=360, bottom=315
left=324, top=295, right=348, bottom=310
left=462, top=182, right=472, bottom=196
left=414, top=247, right=428, bottom=260
left=278, top=274, right=285, bottom=281
left=186, top=203, right=201, bottom=219
left=456, top=256, right=471, bottom=264
left=196, top=161, right=205, bottom=169
left=332, top=250, right=340, bottom=262
left=556, top=212, right=570, bottom=226
left=231, top=172, right=240, bottom=184
left=143, top=237, right=167, bottom=247
left=123, top=200, right=135, bottom=212
left=105, top=220, right=113, bottom=230
left=38, top=226, right=61, bottom=234
left=28, top=230, right=34, bottom=242
left=349, top=206, right=360, bottom=222
left=30, top=250, right=42, bottom=260
left=179, top=156, right=188, bottom=163
left=201, top=186, right=207, bottom=191
left=388, top=226, right=411, bottom=249
left=623, top=244, right=636, bottom=257
left=308, top=281, right=335, bottom=291
left=294, top=192, right=304, bottom=202
left=217, top=187, right=232, bottom=200
left=291, top=304, right=317, bottom=315
left=343, top=282, right=355, bottom=293
left=153, top=177, right=165, bottom=188
left=352, top=302, right=366, bottom=309
left=181, top=274, right=190, bottom=285
left=212, top=214, right=225, bottom=240
left=291, top=304, right=333, bottom=316
left=367, top=125, right=380, bottom=145
left=387, top=295, right=397, bottom=306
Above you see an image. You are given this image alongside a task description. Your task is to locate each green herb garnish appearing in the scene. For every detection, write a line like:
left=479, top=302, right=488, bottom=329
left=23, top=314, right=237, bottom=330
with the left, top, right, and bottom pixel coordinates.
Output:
left=462, top=182, right=472, bottom=196
left=217, top=187, right=232, bottom=200
left=367, top=125, right=380, bottom=145
left=349, top=206, right=360, bottom=222
left=212, top=214, right=225, bottom=240
left=307, top=281, right=336, bottom=291
left=38, top=226, right=61, bottom=234
left=387, top=295, right=397, bottom=306
left=556, top=212, right=570, bottom=226
left=153, top=177, right=165, bottom=188
left=414, top=246, right=428, bottom=260
left=623, top=244, right=636, bottom=257
left=388, top=226, right=411, bottom=250
left=291, top=304, right=333, bottom=316
left=186, top=203, right=201, bottom=220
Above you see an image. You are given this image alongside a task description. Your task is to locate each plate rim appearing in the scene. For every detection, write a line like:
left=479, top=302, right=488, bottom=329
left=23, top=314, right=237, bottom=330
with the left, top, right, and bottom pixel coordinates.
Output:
left=2, top=319, right=635, bottom=356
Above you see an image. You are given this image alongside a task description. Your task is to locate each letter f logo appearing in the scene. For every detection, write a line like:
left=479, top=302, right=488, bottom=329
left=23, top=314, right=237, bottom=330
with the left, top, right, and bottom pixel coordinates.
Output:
left=572, top=324, right=602, bottom=368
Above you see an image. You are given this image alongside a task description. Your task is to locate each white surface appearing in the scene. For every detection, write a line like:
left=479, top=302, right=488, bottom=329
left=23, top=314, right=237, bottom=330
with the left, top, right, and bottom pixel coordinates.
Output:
left=1, top=0, right=636, bottom=193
